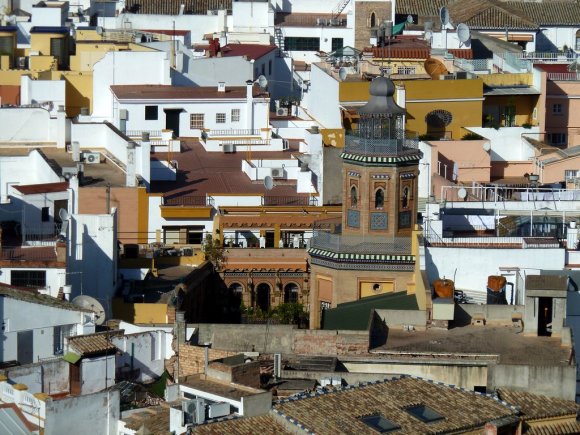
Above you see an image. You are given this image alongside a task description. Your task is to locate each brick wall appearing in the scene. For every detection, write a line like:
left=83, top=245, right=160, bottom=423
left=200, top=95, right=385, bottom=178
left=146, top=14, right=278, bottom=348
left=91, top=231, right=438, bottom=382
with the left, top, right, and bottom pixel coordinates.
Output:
left=166, top=344, right=238, bottom=378
left=293, top=330, right=369, bottom=355
left=354, top=1, right=392, bottom=50
left=207, top=361, right=261, bottom=389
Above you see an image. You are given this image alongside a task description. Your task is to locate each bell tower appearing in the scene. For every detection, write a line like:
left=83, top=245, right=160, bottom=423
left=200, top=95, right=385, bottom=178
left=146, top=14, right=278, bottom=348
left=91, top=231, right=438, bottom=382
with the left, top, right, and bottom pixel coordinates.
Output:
left=341, top=76, right=420, bottom=238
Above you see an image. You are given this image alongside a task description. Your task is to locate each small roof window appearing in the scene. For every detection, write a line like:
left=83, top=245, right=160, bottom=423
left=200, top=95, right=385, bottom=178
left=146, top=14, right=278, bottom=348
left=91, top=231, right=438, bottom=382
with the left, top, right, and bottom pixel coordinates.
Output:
left=405, top=404, right=444, bottom=423
left=360, top=414, right=400, bottom=433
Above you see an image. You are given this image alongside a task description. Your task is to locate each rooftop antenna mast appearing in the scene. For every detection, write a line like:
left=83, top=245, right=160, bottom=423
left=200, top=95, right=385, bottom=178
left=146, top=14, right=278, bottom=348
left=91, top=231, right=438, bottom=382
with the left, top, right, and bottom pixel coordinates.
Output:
left=380, top=20, right=393, bottom=76
left=440, top=6, right=450, bottom=55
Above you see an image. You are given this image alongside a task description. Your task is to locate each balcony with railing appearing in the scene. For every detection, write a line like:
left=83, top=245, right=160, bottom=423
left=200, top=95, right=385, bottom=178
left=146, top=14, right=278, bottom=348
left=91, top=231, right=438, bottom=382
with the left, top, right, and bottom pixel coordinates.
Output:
left=344, top=130, right=420, bottom=158
left=440, top=185, right=580, bottom=203
left=547, top=72, right=580, bottom=81
left=162, top=195, right=215, bottom=207
left=309, top=230, right=412, bottom=255
left=206, top=129, right=262, bottom=137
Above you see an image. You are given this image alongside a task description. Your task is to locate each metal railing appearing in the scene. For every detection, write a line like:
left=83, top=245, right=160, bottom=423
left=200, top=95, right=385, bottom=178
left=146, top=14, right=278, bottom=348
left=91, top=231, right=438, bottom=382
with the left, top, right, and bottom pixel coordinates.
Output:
left=22, top=224, right=61, bottom=245
left=163, top=195, right=214, bottom=207
left=454, top=58, right=492, bottom=72
left=309, top=231, right=412, bottom=254
left=207, top=129, right=261, bottom=137
left=344, top=132, right=419, bottom=157
left=423, top=234, right=561, bottom=249
left=514, top=51, right=579, bottom=62
left=126, top=130, right=163, bottom=139
left=262, top=196, right=317, bottom=206
left=547, top=72, right=580, bottom=81
left=441, top=185, right=580, bottom=203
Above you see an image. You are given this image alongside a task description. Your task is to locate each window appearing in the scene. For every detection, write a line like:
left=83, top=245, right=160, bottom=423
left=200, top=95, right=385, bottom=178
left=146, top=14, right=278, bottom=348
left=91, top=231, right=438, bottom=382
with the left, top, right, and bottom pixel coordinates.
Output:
left=41, top=207, right=50, bottom=222
left=216, top=113, right=226, bottom=124
left=231, top=109, right=240, bottom=122
left=576, top=29, right=580, bottom=51
left=401, top=186, right=410, bottom=208
left=375, top=188, right=385, bottom=209
left=331, top=38, right=344, bottom=51
left=284, top=37, right=320, bottom=51
left=11, top=270, right=46, bottom=288
left=397, top=66, right=416, bottom=75
left=190, top=113, right=204, bottom=129
left=405, top=405, right=444, bottom=424
left=350, top=185, right=358, bottom=207
left=549, top=132, right=567, bottom=145
left=360, top=414, right=400, bottom=433
left=145, top=105, right=158, bottom=120
left=268, top=60, right=272, bottom=75
left=552, top=103, right=563, bottom=115
left=370, top=12, right=376, bottom=28
left=53, top=325, right=75, bottom=356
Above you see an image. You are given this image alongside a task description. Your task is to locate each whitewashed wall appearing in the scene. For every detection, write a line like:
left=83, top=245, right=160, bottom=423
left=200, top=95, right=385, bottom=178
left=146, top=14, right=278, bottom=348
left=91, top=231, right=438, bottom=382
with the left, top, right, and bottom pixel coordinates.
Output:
left=466, top=127, right=539, bottom=162
left=80, top=354, right=116, bottom=395
left=92, top=51, right=170, bottom=121
left=1, top=297, right=88, bottom=363
left=307, top=64, right=341, bottom=128
left=0, top=268, right=65, bottom=298
left=112, top=331, right=168, bottom=382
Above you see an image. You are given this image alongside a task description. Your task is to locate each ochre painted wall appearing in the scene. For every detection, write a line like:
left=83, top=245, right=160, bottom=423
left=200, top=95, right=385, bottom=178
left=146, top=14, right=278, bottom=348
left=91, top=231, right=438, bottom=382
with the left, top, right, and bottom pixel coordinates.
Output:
left=112, top=298, right=168, bottom=324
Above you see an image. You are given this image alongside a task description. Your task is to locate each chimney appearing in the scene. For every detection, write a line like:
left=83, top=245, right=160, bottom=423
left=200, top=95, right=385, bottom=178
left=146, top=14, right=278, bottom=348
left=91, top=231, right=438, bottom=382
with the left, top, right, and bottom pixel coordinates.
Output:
left=62, top=285, right=72, bottom=301
left=217, top=82, right=226, bottom=92
left=126, top=142, right=137, bottom=187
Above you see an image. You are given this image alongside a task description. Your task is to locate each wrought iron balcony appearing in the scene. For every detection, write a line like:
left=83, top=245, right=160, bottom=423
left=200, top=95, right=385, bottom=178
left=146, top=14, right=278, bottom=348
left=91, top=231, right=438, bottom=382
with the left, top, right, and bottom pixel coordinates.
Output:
left=309, top=230, right=412, bottom=255
left=344, top=131, right=420, bottom=157
left=163, top=195, right=214, bottom=207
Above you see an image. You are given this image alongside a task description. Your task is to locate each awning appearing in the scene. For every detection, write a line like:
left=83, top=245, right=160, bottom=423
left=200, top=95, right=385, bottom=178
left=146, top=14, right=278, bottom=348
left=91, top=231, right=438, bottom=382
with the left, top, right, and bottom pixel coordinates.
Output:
left=62, top=352, right=81, bottom=364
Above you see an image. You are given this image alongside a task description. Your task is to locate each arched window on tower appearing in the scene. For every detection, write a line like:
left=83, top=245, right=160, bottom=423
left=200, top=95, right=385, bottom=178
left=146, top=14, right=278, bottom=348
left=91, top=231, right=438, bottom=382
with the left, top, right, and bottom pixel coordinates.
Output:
left=402, top=186, right=409, bottom=209
left=350, top=185, right=358, bottom=208
left=370, top=12, right=376, bottom=28
left=375, top=188, right=384, bottom=209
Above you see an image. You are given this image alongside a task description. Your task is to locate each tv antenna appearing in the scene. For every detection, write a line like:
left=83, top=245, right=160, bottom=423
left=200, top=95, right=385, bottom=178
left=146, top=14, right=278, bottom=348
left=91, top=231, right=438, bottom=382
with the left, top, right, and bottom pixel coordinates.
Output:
left=457, top=23, right=471, bottom=47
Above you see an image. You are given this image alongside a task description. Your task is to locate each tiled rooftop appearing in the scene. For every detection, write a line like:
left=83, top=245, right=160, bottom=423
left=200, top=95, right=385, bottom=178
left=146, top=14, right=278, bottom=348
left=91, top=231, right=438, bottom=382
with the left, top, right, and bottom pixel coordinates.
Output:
left=0, top=285, right=91, bottom=312
left=150, top=140, right=307, bottom=199
left=447, top=0, right=538, bottom=30
left=496, top=389, right=580, bottom=421
left=180, top=374, right=264, bottom=400
left=123, top=0, right=231, bottom=15
left=506, top=1, right=580, bottom=25
left=193, top=414, right=291, bottom=435
left=525, top=421, right=580, bottom=435
left=273, top=376, right=517, bottom=434
left=121, top=405, right=171, bottom=434
left=67, top=331, right=120, bottom=357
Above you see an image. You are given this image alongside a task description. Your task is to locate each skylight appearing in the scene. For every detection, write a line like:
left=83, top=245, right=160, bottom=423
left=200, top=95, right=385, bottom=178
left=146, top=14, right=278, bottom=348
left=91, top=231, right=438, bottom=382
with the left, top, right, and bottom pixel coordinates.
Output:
left=360, top=414, right=400, bottom=433
left=405, top=405, right=444, bottom=423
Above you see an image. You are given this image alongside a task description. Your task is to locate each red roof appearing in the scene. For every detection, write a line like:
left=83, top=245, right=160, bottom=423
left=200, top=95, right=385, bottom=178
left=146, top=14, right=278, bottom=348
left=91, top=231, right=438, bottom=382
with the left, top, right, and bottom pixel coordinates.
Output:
left=448, top=49, right=473, bottom=59
left=111, top=85, right=268, bottom=100
left=220, top=44, right=277, bottom=61
left=13, top=182, right=68, bottom=195
left=369, top=37, right=473, bottom=60
left=534, top=64, right=570, bottom=73
left=139, top=29, right=190, bottom=36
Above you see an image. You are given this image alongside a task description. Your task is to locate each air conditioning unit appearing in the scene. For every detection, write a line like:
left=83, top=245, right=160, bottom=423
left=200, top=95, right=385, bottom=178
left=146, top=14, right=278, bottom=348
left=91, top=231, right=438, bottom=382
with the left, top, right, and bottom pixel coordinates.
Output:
left=208, top=402, right=230, bottom=419
left=271, top=168, right=285, bottom=178
left=83, top=152, right=101, bottom=164
left=119, top=109, right=128, bottom=120
left=182, top=398, right=206, bottom=425
left=222, top=144, right=236, bottom=153
left=276, top=107, right=288, bottom=117
left=62, top=166, right=79, bottom=179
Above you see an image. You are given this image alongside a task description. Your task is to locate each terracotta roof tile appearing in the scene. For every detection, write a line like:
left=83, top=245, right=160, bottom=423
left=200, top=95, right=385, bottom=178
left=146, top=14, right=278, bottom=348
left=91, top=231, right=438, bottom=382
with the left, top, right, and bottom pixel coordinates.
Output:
left=121, top=405, right=171, bottom=434
left=193, top=414, right=291, bottom=435
left=273, top=376, right=517, bottom=434
left=123, top=0, right=232, bottom=15
left=0, top=286, right=92, bottom=312
left=506, top=1, right=580, bottom=26
left=497, top=389, right=580, bottom=421
left=67, top=331, right=120, bottom=357
left=525, top=421, right=580, bottom=435
left=13, top=182, right=69, bottom=195
left=447, top=0, right=538, bottom=30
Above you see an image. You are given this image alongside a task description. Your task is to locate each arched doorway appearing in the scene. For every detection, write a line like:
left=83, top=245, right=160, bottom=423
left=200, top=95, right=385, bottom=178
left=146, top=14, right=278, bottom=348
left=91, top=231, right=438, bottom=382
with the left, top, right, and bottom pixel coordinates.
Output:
left=256, top=283, right=271, bottom=311
left=284, top=283, right=300, bottom=303
left=228, top=282, right=244, bottom=303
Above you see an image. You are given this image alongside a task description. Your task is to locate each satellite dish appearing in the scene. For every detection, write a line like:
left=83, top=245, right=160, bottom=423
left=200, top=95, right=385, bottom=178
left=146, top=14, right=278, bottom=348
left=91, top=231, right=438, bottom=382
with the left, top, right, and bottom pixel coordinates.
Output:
left=440, top=6, right=450, bottom=27
left=457, top=23, right=471, bottom=45
left=457, top=188, right=467, bottom=199
left=338, top=67, right=348, bottom=80
left=407, top=15, right=414, bottom=24
left=483, top=142, right=491, bottom=152
left=264, top=175, right=274, bottom=191
left=59, top=208, right=69, bottom=222
left=96, top=26, right=103, bottom=35
left=424, top=30, right=433, bottom=42
left=257, top=75, right=268, bottom=89
left=72, top=295, right=106, bottom=325
left=424, top=58, right=448, bottom=78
